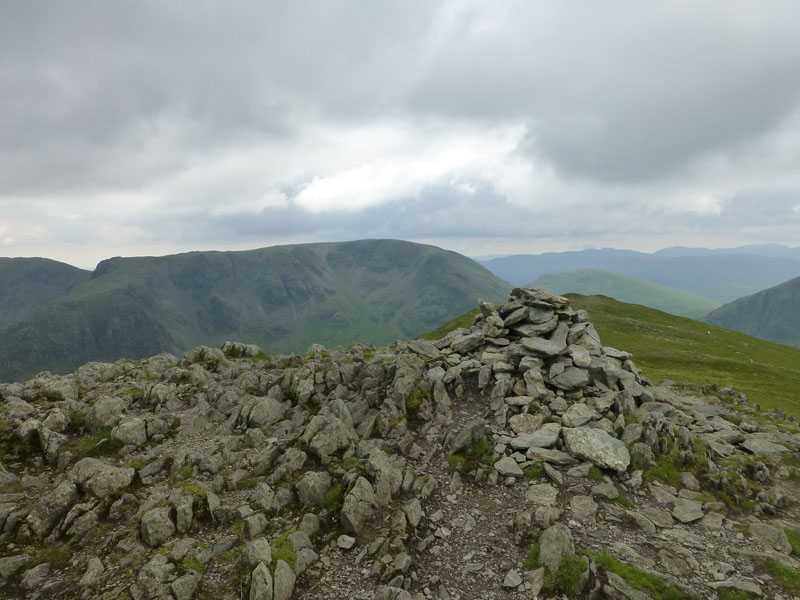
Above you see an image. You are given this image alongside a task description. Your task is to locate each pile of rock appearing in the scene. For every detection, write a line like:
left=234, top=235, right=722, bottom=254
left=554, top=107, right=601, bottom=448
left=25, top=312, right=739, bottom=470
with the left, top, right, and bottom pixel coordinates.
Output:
left=0, top=287, right=798, bottom=600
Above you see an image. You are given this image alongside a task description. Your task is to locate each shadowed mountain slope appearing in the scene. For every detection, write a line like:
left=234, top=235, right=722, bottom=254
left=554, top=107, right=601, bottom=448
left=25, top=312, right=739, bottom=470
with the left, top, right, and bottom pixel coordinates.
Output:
left=704, top=275, right=800, bottom=348
left=0, top=240, right=510, bottom=381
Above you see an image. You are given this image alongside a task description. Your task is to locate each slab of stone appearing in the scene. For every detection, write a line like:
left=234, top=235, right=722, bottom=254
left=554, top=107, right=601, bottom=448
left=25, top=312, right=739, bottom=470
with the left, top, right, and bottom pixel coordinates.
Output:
left=525, top=483, right=558, bottom=506
left=508, top=413, right=543, bottom=434
left=526, top=447, right=579, bottom=465
left=570, top=495, right=598, bottom=522
left=562, top=427, right=631, bottom=472
left=672, top=498, right=704, bottom=523
left=750, top=521, right=792, bottom=553
left=510, top=429, right=559, bottom=450
left=494, top=456, right=524, bottom=477
left=741, top=438, right=790, bottom=455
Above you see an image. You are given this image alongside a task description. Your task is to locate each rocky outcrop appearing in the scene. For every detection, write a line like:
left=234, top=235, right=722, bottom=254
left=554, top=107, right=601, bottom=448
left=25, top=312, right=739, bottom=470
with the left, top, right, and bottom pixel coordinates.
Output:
left=1, top=287, right=799, bottom=599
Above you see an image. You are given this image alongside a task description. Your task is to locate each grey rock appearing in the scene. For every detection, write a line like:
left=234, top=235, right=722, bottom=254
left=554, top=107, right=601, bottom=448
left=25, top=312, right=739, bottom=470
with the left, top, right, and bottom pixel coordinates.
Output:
left=241, top=538, right=272, bottom=567
left=273, top=559, right=296, bottom=600
left=562, top=427, right=631, bottom=472
left=112, top=417, right=148, bottom=446
left=338, top=534, right=357, bottom=549
left=507, top=413, right=543, bottom=434
left=248, top=398, right=286, bottom=428
left=295, top=471, right=331, bottom=508
left=78, top=556, right=104, bottom=589
left=404, top=498, right=423, bottom=529
left=451, top=331, right=484, bottom=354
left=494, top=456, right=524, bottom=477
left=249, top=562, right=273, bottom=600
left=549, top=366, right=590, bottom=391
left=503, top=569, right=522, bottom=588
left=0, top=555, right=31, bottom=579
left=741, top=438, right=789, bottom=455
left=26, top=480, right=79, bottom=537
left=140, top=506, right=176, bottom=547
left=526, top=567, right=545, bottom=597
left=630, top=443, right=657, bottom=470
left=171, top=571, right=201, bottom=600
left=539, top=523, right=575, bottom=574
left=672, top=498, right=704, bottom=523
left=510, top=428, right=559, bottom=450
left=625, top=511, right=656, bottom=534
left=570, top=495, right=598, bottom=522
left=710, top=577, right=763, bottom=597
left=750, top=521, right=792, bottom=553
left=246, top=513, right=268, bottom=538
left=449, top=418, right=486, bottom=454
left=341, top=476, right=376, bottom=535
left=307, top=416, right=354, bottom=464
left=20, top=562, right=50, bottom=591
left=525, top=483, right=558, bottom=506
left=621, top=423, right=643, bottom=445
left=561, top=403, right=599, bottom=427
left=136, top=554, right=175, bottom=599
left=520, top=322, right=569, bottom=357
left=85, top=396, right=127, bottom=432
left=526, top=447, right=579, bottom=465
left=70, top=458, right=135, bottom=498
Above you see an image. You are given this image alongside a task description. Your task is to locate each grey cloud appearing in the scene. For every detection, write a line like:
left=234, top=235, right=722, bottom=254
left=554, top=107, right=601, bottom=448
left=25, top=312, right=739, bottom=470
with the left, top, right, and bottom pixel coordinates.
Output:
left=3, top=1, right=800, bottom=263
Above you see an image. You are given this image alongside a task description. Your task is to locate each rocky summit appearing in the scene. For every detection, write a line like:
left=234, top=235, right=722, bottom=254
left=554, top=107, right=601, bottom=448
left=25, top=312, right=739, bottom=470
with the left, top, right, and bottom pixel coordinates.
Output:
left=1, top=286, right=800, bottom=600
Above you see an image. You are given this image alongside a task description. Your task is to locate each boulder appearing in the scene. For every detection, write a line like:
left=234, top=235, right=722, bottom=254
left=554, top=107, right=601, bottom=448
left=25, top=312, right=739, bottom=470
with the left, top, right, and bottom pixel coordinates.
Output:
left=539, top=523, right=575, bottom=573
left=341, top=477, right=376, bottom=535
left=141, top=506, right=176, bottom=547
left=562, top=427, right=631, bottom=472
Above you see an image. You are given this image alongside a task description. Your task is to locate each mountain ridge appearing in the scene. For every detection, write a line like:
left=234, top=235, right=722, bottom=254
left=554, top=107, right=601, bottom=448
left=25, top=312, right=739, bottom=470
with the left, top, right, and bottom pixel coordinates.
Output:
left=0, top=239, right=510, bottom=381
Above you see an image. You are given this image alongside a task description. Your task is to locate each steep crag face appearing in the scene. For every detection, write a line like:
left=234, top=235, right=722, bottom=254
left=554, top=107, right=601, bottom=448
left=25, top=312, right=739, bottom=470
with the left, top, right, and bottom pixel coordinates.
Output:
left=0, top=287, right=798, bottom=599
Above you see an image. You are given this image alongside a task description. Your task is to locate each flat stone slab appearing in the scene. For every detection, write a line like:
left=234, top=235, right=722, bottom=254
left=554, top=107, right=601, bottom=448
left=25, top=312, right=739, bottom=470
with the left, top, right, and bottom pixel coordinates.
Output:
left=525, top=483, right=558, bottom=506
left=494, top=456, right=524, bottom=477
left=672, top=498, right=704, bottom=523
left=741, top=438, right=790, bottom=455
left=562, top=427, right=631, bottom=472
left=510, top=429, right=559, bottom=450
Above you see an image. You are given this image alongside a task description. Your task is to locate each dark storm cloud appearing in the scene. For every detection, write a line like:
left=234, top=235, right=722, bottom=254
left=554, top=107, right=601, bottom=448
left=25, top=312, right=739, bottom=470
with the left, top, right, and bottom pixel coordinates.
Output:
left=2, top=1, right=800, bottom=266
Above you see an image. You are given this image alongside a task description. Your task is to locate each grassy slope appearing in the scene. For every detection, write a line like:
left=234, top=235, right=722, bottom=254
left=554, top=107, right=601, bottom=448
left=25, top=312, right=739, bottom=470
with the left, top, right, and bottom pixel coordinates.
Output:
left=0, top=240, right=511, bottom=381
left=704, top=275, right=800, bottom=348
left=532, top=269, right=720, bottom=319
left=568, top=294, right=800, bottom=415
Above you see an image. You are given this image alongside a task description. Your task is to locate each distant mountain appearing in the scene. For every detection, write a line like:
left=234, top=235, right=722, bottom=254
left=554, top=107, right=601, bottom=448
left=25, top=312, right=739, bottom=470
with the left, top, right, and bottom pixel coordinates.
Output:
left=0, top=240, right=510, bottom=381
left=704, top=275, right=800, bottom=348
left=480, top=246, right=800, bottom=302
left=654, top=243, right=800, bottom=259
left=531, top=269, right=720, bottom=319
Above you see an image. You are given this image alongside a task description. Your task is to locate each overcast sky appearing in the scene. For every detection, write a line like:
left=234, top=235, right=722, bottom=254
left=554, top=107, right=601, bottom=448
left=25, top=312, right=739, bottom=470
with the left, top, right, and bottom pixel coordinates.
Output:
left=3, top=1, right=800, bottom=269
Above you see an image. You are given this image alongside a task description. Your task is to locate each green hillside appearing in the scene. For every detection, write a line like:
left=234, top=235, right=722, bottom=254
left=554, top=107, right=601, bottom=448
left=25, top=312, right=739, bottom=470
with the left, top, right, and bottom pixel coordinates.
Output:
left=704, top=275, right=800, bottom=348
left=568, top=294, right=800, bottom=415
left=0, top=240, right=510, bottom=381
left=532, top=269, right=720, bottom=318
